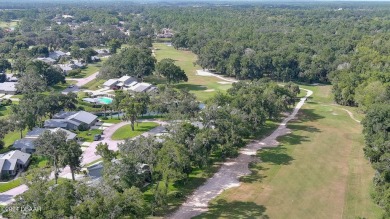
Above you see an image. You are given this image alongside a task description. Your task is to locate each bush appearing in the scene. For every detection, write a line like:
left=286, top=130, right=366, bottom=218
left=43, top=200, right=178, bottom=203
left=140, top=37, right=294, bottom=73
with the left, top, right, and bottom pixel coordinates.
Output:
left=67, top=69, right=82, bottom=77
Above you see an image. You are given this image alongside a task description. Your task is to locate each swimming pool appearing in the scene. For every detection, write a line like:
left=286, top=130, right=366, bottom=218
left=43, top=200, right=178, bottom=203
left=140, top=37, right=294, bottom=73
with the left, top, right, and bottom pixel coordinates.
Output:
left=97, top=97, right=113, bottom=104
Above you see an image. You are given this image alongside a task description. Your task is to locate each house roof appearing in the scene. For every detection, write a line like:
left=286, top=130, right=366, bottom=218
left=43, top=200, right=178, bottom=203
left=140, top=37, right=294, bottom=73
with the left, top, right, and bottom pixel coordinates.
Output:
left=13, top=138, right=36, bottom=150
left=0, top=82, right=17, bottom=92
left=44, top=119, right=70, bottom=128
left=68, top=111, right=97, bottom=125
left=36, top=57, right=56, bottom=63
left=103, top=79, right=119, bottom=87
left=0, top=150, right=31, bottom=171
left=130, top=83, right=152, bottom=92
left=14, top=128, right=76, bottom=151
left=53, top=111, right=78, bottom=119
left=50, top=128, right=77, bottom=140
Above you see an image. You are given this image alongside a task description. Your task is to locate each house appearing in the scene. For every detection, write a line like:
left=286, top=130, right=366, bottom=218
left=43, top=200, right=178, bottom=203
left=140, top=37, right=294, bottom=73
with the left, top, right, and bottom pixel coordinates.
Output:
left=103, top=79, right=119, bottom=89
left=0, top=82, right=17, bottom=95
left=36, top=57, right=56, bottom=65
left=86, top=160, right=150, bottom=182
left=49, top=50, right=67, bottom=60
left=129, top=82, right=156, bottom=93
left=0, top=150, right=31, bottom=178
left=57, top=64, right=73, bottom=74
left=13, top=127, right=77, bottom=153
left=94, top=49, right=110, bottom=57
left=44, top=111, right=98, bottom=130
left=103, top=76, right=138, bottom=90
left=117, top=75, right=137, bottom=88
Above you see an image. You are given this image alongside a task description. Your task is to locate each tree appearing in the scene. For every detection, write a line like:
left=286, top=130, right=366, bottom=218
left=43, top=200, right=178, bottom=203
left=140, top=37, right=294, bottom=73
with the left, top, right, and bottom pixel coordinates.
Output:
left=362, top=104, right=390, bottom=216
left=107, top=39, right=121, bottom=54
left=113, top=90, right=126, bottom=119
left=26, top=61, right=65, bottom=86
left=156, top=58, right=188, bottom=84
left=0, top=58, right=11, bottom=73
left=154, top=140, right=190, bottom=211
left=16, top=72, right=47, bottom=94
left=0, top=73, right=6, bottom=83
left=61, top=140, right=83, bottom=181
left=99, top=47, right=156, bottom=80
left=35, top=130, right=68, bottom=184
left=120, top=96, right=142, bottom=131
left=96, top=142, right=117, bottom=162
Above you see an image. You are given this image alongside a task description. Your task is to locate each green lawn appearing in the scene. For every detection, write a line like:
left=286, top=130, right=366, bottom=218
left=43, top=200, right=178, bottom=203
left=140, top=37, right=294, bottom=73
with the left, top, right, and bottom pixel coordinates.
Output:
left=0, top=178, right=22, bottom=193
left=152, top=43, right=232, bottom=101
left=67, top=63, right=101, bottom=79
left=81, top=79, right=106, bottom=90
left=99, top=117, right=122, bottom=124
left=2, top=129, right=27, bottom=148
left=0, top=105, right=11, bottom=118
left=0, top=20, right=18, bottom=29
left=76, top=129, right=103, bottom=142
left=196, top=85, right=382, bottom=219
left=111, top=122, right=159, bottom=140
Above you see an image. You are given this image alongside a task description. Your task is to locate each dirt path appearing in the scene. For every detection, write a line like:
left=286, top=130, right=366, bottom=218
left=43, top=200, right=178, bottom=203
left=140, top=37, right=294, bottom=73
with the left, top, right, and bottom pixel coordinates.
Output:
left=171, top=88, right=313, bottom=219
left=340, top=108, right=361, bottom=123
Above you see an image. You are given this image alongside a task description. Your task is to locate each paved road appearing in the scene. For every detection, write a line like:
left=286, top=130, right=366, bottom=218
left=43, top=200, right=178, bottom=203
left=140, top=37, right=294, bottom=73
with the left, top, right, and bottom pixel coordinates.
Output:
left=0, top=119, right=166, bottom=205
left=63, top=72, right=99, bottom=94
left=170, top=89, right=313, bottom=219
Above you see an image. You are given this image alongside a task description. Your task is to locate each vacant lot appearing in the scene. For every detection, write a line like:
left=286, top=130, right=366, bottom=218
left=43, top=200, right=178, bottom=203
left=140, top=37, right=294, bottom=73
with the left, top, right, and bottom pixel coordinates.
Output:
left=196, top=85, right=382, bottom=219
left=152, top=43, right=232, bottom=101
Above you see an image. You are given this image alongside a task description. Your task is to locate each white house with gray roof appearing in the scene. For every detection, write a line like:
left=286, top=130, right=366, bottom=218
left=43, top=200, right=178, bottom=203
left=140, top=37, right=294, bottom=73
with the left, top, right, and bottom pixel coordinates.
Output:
left=0, top=150, right=31, bottom=178
left=44, top=111, right=98, bottom=130
left=13, top=127, right=77, bottom=154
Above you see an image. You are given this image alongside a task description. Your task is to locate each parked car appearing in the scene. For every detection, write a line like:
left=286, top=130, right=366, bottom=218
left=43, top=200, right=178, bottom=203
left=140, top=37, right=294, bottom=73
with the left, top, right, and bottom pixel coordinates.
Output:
left=94, top=134, right=101, bottom=141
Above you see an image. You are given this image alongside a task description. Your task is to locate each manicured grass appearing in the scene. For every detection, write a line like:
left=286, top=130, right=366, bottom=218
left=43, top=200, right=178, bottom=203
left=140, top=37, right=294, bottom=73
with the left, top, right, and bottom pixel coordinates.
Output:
left=111, top=122, right=159, bottom=140
left=0, top=178, right=22, bottom=193
left=67, top=63, right=101, bottom=79
left=81, top=79, right=106, bottom=90
left=196, top=85, right=382, bottom=219
left=3, top=129, right=27, bottom=148
left=99, top=117, right=122, bottom=124
left=0, top=20, right=18, bottom=28
left=0, top=105, right=11, bottom=118
left=152, top=43, right=232, bottom=101
left=76, top=129, right=103, bottom=142
left=49, top=81, right=77, bottom=92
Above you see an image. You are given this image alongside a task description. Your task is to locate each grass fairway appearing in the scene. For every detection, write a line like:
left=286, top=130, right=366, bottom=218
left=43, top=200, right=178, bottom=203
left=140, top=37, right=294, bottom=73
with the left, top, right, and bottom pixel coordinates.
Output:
left=111, top=122, right=159, bottom=140
left=152, top=43, right=232, bottom=101
left=0, top=20, right=18, bottom=29
left=195, top=85, right=382, bottom=219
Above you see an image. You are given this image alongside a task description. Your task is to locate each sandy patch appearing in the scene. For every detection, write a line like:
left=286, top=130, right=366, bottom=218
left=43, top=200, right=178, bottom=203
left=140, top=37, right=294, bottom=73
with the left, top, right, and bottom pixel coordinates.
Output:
left=217, top=81, right=233, bottom=84
left=204, top=89, right=215, bottom=92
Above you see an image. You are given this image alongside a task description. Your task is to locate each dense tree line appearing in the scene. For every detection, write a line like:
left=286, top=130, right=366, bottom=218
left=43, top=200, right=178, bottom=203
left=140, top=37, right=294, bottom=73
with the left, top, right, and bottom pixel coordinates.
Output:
left=145, top=6, right=390, bottom=83
left=5, top=80, right=298, bottom=218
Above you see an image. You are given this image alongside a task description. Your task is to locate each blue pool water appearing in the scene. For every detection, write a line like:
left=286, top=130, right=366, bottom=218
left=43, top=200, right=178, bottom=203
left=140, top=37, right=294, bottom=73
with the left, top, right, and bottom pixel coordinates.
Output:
left=97, top=97, right=113, bottom=104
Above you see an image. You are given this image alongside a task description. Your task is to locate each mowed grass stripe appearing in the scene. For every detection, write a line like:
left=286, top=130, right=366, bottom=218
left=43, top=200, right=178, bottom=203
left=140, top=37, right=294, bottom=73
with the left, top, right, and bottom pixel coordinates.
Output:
left=195, top=85, right=382, bottom=219
left=152, top=43, right=231, bottom=101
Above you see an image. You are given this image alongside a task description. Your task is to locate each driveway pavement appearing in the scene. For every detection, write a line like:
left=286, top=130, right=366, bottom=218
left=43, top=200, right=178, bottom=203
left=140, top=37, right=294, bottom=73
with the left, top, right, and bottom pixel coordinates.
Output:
left=63, top=72, right=99, bottom=94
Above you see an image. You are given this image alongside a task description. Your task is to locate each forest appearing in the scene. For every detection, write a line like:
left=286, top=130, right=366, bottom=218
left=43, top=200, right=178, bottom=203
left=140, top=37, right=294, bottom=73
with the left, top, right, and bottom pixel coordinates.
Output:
left=0, top=1, right=389, bottom=218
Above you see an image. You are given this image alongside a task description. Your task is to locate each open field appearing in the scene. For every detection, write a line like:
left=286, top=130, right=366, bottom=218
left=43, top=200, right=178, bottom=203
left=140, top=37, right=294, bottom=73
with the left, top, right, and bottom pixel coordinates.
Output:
left=111, top=122, right=159, bottom=140
left=0, top=21, right=18, bottom=29
left=195, top=85, right=382, bottom=219
left=152, top=43, right=232, bottom=101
